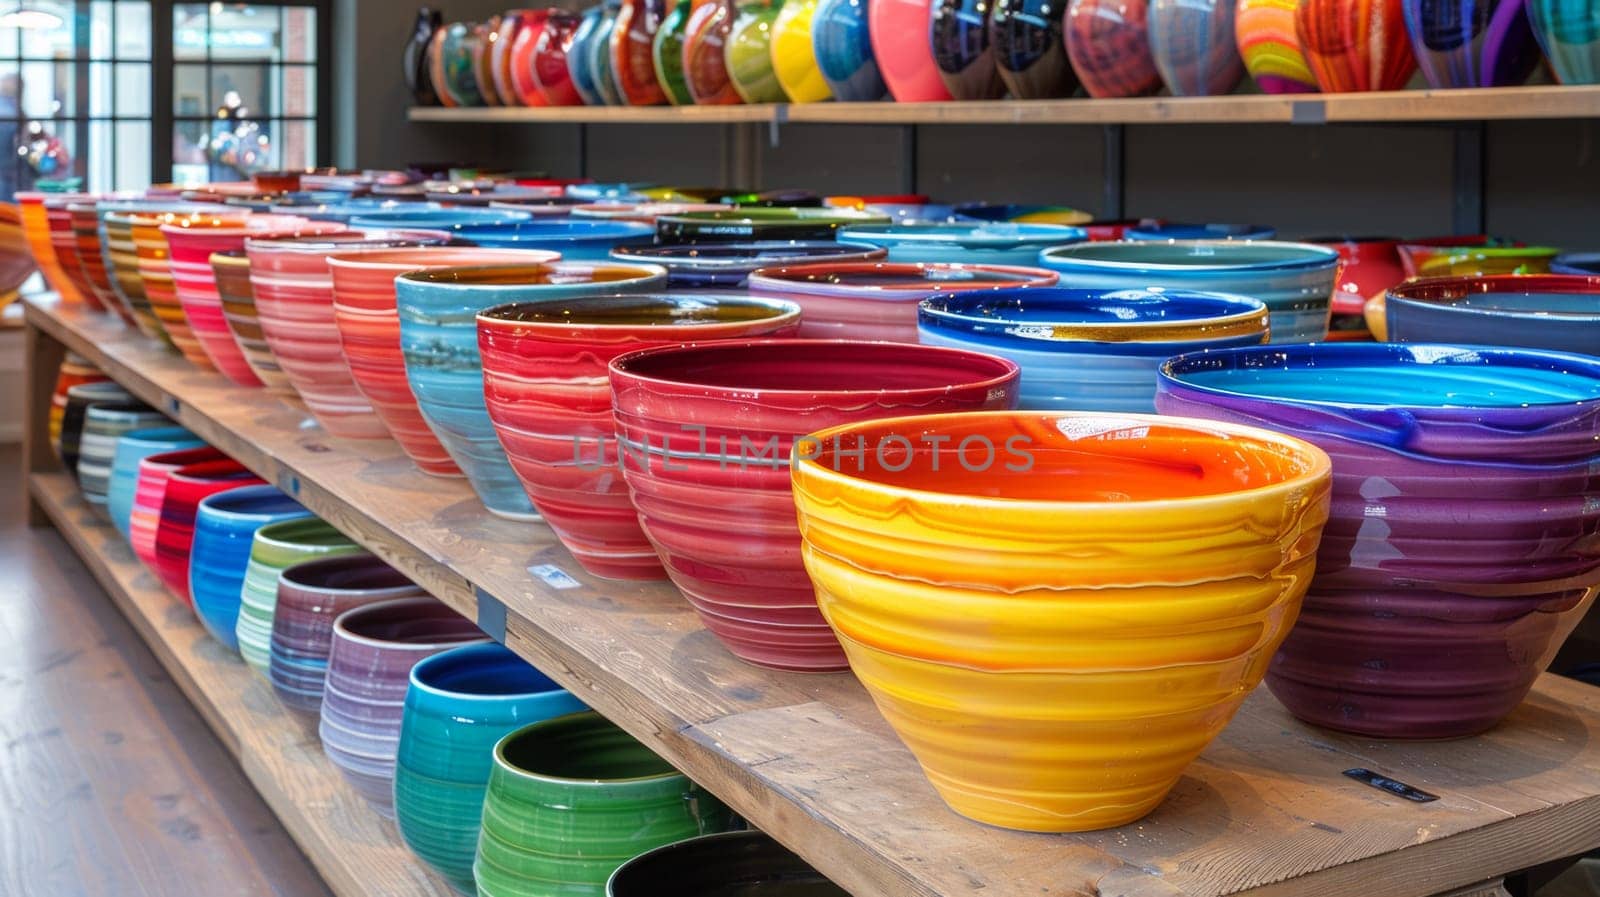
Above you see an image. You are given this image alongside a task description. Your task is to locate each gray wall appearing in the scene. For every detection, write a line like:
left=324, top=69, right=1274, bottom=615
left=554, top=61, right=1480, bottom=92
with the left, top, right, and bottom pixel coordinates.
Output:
left=335, top=3, right=1600, bottom=249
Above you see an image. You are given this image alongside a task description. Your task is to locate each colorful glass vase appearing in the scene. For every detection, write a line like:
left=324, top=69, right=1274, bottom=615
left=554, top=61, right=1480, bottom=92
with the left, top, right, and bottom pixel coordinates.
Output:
left=1065, top=0, right=1162, bottom=96
left=590, top=0, right=627, bottom=104
left=439, top=22, right=487, bottom=106
left=614, top=0, right=671, bottom=104
left=1296, top=0, right=1417, bottom=90
left=1149, top=0, right=1245, bottom=94
left=931, top=0, right=1006, bottom=99
left=472, top=18, right=504, bottom=104
left=873, top=0, right=955, bottom=100
left=990, top=0, right=1080, bottom=97
left=726, top=0, right=789, bottom=102
left=1236, top=0, right=1320, bottom=92
left=684, top=0, right=745, bottom=103
left=508, top=8, right=554, bottom=105
left=567, top=5, right=608, bottom=105
left=532, top=9, right=585, bottom=104
left=771, top=0, right=833, bottom=100
left=653, top=2, right=697, bottom=103
left=404, top=7, right=443, bottom=105
left=1403, top=0, right=1539, bottom=87
left=1528, top=0, right=1600, bottom=83
left=813, top=0, right=887, bottom=98
left=489, top=12, right=524, bottom=104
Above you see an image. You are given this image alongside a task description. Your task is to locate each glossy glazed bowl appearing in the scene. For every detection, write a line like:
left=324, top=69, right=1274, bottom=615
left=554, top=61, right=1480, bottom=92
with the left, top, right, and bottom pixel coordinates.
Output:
left=396, top=644, right=588, bottom=892
left=1066, top=0, right=1163, bottom=97
left=107, top=426, right=205, bottom=539
left=655, top=207, right=890, bottom=243
left=246, top=232, right=456, bottom=439
left=1397, top=243, right=1559, bottom=278
left=48, top=353, right=108, bottom=452
left=812, top=0, right=888, bottom=99
left=918, top=287, right=1269, bottom=411
left=1308, top=235, right=1405, bottom=328
left=77, top=403, right=171, bottom=517
left=210, top=251, right=295, bottom=394
left=66, top=202, right=127, bottom=318
left=1529, top=0, right=1600, bottom=83
left=131, top=447, right=225, bottom=574
left=612, top=240, right=885, bottom=287
left=1553, top=253, right=1600, bottom=275
left=475, top=711, right=732, bottom=897
left=100, top=202, right=230, bottom=344
left=321, top=597, right=487, bottom=817
left=1156, top=343, right=1600, bottom=738
left=1383, top=274, right=1600, bottom=355
left=445, top=219, right=656, bottom=259
left=1236, top=0, right=1320, bottom=92
left=397, top=262, right=667, bottom=519
left=346, top=207, right=534, bottom=233
left=188, top=482, right=302, bottom=637
left=990, top=0, right=1080, bottom=97
left=45, top=194, right=110, bottom=313
left=131, top=211, right=225, bottom=366
left=1148, top=0, right=1245, bottom=94
left=1296, top=0, right=1417, bottom=90
left=58, top=381, right=134, bottom=478
left=954, top=203, right=1095, bottom=226
left=236, top=518, right=363, bottom=679
left=18, top=191, right=85, bottom=303
left=479, top=293, right=802, bottom=579
left=327, top=247, right=562, bottom=478
left=1126, top=222, right=1277, bottom=241
left=1039, top=240, right=1341, bottom=342
left=772, top=0, right=832, bottom=101
left=838, top=222, right=1087, bottom=266
left=791, top=410, right=1331, bottom=830
left=270, top=554, right=428, bottom=714
left=606, top=830, right=847, bottom=897
left=610, top=340, right=1020, bottom=670
left=726, top=0, right=787, bottom=103
left=870, top=0, right=954, bottom=100
left=748, top=261, right=1059, bottom=341
left=1403, top=0, right=1540, bottom=87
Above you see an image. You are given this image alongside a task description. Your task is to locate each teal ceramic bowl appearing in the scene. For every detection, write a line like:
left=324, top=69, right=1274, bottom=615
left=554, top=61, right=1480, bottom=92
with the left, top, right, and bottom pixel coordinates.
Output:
left=838, top=222, right=1087, bottom=266
left=475, top=711, right=733, bottom=897
left=395, top=643, right=588, bottom=894
left=235, top=517, right=362, bottom=679
left=107, top=426, right=204, bottom=539
left=394, top=261, right=666, bottom=520
left=1039, top=240, right=1341, bottom=343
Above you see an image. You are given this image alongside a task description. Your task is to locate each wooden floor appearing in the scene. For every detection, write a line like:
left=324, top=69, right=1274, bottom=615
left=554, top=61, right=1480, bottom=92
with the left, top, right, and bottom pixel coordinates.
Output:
left=0, top=445, right=332, bottom=897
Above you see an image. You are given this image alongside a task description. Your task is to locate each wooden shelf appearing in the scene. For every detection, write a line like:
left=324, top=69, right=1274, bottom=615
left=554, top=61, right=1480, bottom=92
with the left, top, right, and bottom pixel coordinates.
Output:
left=25, top=295, right=1600, bottom=897
left=408, top=85, right=1600, bottom=126
left=26, top=469, right=456, bottom=897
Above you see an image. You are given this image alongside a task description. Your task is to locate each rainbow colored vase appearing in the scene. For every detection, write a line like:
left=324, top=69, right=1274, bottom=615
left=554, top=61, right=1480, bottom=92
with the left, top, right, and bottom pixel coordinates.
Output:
left=1296, top=0, right=1417, bottom=90
left=1236, top=0, right=1320, bottom=92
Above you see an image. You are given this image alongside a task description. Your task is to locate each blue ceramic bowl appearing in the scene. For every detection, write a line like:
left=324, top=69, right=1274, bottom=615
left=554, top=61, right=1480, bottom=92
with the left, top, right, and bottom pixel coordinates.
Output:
left=917, top=286, right=1269, bottom=411
left=1039, top=240, right=1341, bottom=343
left=1126, top=222, right=1277, bottom=241
left=447, top=220, right=655, bottom=260
left=395, top=261, right=667, bottom=520
left=863, top=202, right=958, bottom=223
left=566, top=182, right=654, bottom=203
left=611, top=240, right=887, bottom=287
left=394, top=643, right=588, bottom=893
left=107, top=426, right=205, bottom=539
left=278, top=200, right=442, bottom=223
left=812, top=0, right=889, bottom=100
left=1552, top=253, right=1600, bottom=276
left=190, top=485, right=312, bottom=649
left=1384, top=274, right=1600, bottom=357
left=346, top=207, right=534, bottom=233
left=839, top=222, right=1087, bottom=266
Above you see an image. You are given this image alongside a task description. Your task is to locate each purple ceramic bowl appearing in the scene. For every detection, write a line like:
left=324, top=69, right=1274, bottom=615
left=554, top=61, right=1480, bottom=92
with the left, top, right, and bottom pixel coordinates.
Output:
left=1155, top=343, right=1600, bottom=739
left=269, top=554, right=428, bottom=714
left=319, top=597, right=486, bottom=816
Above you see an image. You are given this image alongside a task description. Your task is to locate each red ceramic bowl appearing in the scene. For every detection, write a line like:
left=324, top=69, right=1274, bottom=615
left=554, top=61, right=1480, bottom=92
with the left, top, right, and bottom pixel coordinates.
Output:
left=66, top=201, right=133, bottom=322
left=154, top=459, right=265, bottom=604
left=1308, top=236, right=1403, bottom=340
left=327, top=247, right=562, bottom=475
left=870, top=0, right=954, bottom=101
left=479, top=293, right=802, bottom=580
left=162, top=215, right=347, bottom=387
left=245, top=232, right=458, bottom=440
left=608, top=339, right=1021, bottom=670
left=131, top=446, right=226, bottom=573
left=131, top=211, right=253, bottom=368
left=747, top=261, right=1058, bottom=341
left=46, top=195, right=109, bottom=313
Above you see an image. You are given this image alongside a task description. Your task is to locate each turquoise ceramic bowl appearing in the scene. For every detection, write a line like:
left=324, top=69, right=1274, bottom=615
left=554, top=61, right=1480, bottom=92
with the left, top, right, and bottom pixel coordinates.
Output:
left=1039, top=240, right=1340, bottom=343
left=395, top=261, right=667, bottom=520
left=190, top=485, right=312, bottom=649
left=107, top=426, right=204, bottom=539
left=447, top=220, right=655, bottom=260
left=346, top=208, right=534, bottom=232
left=395, top=643, right=588, bottom=894
left=838, top=222, right=1087, bottom=266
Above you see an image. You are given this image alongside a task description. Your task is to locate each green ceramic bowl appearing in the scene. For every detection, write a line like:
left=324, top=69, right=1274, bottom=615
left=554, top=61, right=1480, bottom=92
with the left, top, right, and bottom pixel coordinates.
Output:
left=475, top=711, right=733, bottom=897
left=236, top=517, right=361, bottom=678
left=726, top=0, right=787, bottom=103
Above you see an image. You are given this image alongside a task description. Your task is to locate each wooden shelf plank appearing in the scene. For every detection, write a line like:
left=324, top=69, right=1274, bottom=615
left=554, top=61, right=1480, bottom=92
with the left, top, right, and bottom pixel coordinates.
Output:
left=25, top=295, right=1600, bottom=897
left=406, top=85, right=1600, bottom=127
left=27, top=469, right=457, bottom=897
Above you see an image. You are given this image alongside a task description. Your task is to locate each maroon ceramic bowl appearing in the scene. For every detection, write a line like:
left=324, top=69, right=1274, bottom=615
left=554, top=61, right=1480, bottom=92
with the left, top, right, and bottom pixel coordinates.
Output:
left=478, top=293, right=802, bottom=581
left=608, top=339, right=1021, bottom=671
left=153, top=459, right=265, bottom=605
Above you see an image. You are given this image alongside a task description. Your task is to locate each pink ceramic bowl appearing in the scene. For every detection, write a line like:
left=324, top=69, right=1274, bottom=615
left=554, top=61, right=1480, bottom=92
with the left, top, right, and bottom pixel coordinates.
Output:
left=747, top=261, right=1059, bottom=341
left=130, top=446, right=226, bottom=574
left=608, top=339, right=1020, bottom=671
left=245, top=231, right=458, bottom=439
left=326, top=247, right=561, bottom=475
left=478, top=293, right=802, bottom=581
left=162, top=215, right=348, bottom=387
left=870, top=0, right=954, bottom=101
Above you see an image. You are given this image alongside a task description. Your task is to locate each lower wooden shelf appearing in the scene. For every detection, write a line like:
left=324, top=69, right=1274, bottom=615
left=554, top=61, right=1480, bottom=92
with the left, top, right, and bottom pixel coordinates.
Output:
left=28, top=470, right=456, bottom=897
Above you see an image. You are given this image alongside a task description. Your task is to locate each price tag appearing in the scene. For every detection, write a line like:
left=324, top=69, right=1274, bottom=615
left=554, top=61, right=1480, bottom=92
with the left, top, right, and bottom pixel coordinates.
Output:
left=474, top=586, right=507, bottom=643
left=529, top=564, right=581, bottom=590
left=1343, top=768, right=1438, bottom=802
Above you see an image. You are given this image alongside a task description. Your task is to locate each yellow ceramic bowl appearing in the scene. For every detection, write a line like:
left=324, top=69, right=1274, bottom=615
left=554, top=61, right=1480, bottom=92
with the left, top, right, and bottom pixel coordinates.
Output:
left=770, top=0, right=831, bottom=103
left=791, top=411, right=1332, bottom=832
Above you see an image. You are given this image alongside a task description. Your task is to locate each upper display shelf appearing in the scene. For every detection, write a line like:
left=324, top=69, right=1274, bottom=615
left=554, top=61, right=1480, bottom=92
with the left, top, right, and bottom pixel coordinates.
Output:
left=407, top=85, right=1600, bottom=126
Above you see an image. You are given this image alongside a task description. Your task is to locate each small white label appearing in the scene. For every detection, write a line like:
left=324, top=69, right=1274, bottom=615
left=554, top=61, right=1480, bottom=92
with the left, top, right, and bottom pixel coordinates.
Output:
left=529, top=564, right=581, bottom=590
